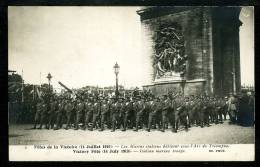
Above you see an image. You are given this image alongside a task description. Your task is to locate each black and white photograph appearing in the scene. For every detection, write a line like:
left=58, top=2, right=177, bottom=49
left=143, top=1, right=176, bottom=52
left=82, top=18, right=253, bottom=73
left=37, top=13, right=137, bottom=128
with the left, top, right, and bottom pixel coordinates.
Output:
left=8, top=6, right=254, bottom=161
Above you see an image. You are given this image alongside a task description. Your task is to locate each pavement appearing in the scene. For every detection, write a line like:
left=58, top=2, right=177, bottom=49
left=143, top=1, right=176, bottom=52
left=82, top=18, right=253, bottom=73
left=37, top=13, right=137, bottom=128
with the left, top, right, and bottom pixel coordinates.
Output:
left=9, top=120, right=255, bottom=145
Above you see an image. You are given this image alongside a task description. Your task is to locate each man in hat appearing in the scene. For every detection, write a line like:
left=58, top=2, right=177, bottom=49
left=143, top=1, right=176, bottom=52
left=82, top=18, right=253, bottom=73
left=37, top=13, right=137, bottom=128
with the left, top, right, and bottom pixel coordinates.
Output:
left=216, top=97, right=225, bottom=124
left=38, top=99, right=48, bottom=129
left=186, top=96, right=195, bottom=128
left=64, top=97, right=74, bottom=130
left=160, top=94, right=171, bottom=132
left=142, top=96, right=150, bottom=129
left=54, top=97, right=65, bottom=130
left=106, top=97, right=113, bottom=129
left=122, top=96, right=134, bottom=131
left=223, top=96, right=229, bottom=121
left=227, top=93, right=238, bottom=124
left=83, top=96, right=93, bottom=130
left=90, top=96, right=101, bottom=131
left=117, top=97, right=125, bottom=130
left=74, top=98, right=85, bottom=130
left=202, top=95, right=211, bottom=127
left=33, top=99, right=43, bottom=129
left=147, top=96, right=159, bottom=132
left=171, top=94, right=187, bottom=132
left=110, top=96, right=120, bottom=132
left=99, top=97, right=110, bottom=131
left=47, top=96, right=58, bottom=129
left=133, top=96, right=145, bottom=131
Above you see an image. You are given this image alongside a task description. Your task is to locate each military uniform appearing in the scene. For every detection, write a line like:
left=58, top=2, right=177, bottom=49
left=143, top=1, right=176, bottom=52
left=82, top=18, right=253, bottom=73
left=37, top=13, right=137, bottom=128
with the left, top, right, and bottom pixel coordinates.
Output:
left=111, top=100, right=120, bottom=132
left=172, top=95, right=187, bottom=132
left=83, top=100, right=93, bottom=130
left=202, top=97, right=210, bottom=127
left=118, top=99, right=124, bottom=129
left=90, top=100, right=100, bottom=131
left=99, top=100, right=110, bottom=131
left=196, top=98, right=205, bottom=127
left=64, top=100, right=74, bottom=129
left=74, top=100, right=85, bottom=130
left=218, top=98, right=226, bottom=123
left=147, top=98, right=158, bottom=132
left=54, top=99, right=65, bottom=130
left=133, top=98, right=145, bottom=131
left=211, top=98, right=219, bottom=124
left=161, top=96, right=171, bottom=132
left=122, top=99, right=133, bottom=131
left=39, top=102, right=48, bottom=129
left=33, top=101, right=43, bottom=129
left=228, top=95, right=238, bottom=123
left=187, top=98, right=195, bottom=127
left=47, top=99, right=58, bottom=129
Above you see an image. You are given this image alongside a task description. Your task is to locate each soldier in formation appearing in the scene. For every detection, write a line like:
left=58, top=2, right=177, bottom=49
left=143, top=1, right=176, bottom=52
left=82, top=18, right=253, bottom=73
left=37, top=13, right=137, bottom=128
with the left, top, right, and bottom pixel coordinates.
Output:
left=32, top=90, right=247, bottom=132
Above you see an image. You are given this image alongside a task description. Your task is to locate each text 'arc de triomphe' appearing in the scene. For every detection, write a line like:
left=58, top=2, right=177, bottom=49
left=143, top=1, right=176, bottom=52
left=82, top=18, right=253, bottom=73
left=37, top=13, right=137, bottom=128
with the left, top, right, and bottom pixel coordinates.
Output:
left=137, top=6, right=242, bottom=96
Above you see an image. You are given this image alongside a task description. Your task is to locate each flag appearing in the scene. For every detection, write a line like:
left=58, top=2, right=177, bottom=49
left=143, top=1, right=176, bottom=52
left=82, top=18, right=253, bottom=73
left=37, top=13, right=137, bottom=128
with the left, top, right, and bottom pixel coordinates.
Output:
left=36, top=87, right=42, bottom=98
left=30, top=89, right=34, bottom=94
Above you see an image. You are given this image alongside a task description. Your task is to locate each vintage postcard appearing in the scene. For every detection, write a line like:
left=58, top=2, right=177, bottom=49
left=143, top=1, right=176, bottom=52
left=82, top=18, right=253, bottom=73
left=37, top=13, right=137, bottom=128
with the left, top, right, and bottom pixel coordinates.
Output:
left=8, top=6, right=254, bottom=161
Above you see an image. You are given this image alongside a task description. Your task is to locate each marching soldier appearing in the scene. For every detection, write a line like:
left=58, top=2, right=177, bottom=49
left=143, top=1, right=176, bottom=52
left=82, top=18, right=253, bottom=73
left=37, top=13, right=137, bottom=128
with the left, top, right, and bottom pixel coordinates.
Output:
left=223, top=96, right=229, bottom=121
left=33, top=99, right=43, bottom=129
left=161, top=94, right=171, bottom=132
left=192, top=96, right=201, bottom=127
left=196, top=96, right=205, bottom=127
left=202, top=96, right=210, bottom=127
left=38, top=100, right=48, bottom=129
left=187, top=96, right=195, bottom=128
left=134, top=96, right=145, bottom=131
left=122, top=96, right=134, bottom=131
left=211, top=97, right=219, bottom=124
left=117, top=98, right=124, bottom=130
left=54, top=97, right=65, bottom=130
left=99, top=97, right=110, bottom=131
left=147, top=96, right=158, bottom=132
left=64, top=98, right=74, bottom=130
left=228, top=93, right=238, bottom=124
left=142, top=97, right=150, bottom=129
left=74, top=98, right=85, bottom=130
left=218, top=97, right=226, bottom=123
left=172, top=94, right=187, bottom=132
left=111, top=97, right=120, bottom=132
left=83, top=96, right=93, bottom=130
left=47, top=96, right=58, bottom=129
left=90, top=96, right=101, bottom=131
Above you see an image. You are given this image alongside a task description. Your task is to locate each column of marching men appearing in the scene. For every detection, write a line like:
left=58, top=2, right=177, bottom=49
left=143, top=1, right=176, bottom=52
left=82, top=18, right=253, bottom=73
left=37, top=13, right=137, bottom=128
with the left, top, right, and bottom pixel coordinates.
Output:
left=33, top=92, right=235, bottom=132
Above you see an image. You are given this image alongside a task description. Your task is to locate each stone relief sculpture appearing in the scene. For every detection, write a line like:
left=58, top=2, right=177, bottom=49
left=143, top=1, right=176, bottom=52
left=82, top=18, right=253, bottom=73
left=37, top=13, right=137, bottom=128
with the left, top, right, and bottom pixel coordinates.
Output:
left=153, top=22, right=187, bottom=79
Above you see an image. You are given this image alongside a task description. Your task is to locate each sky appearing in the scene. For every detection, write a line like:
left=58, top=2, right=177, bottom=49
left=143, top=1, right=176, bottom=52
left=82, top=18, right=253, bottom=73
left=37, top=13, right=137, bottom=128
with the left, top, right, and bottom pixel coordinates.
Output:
left=8, top=6, right=254, bottom=90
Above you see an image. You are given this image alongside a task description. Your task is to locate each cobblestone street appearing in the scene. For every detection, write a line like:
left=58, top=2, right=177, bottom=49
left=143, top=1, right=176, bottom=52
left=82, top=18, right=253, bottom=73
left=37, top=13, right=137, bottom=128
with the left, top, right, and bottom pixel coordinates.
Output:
left=9, top=120, right=255, bottom=145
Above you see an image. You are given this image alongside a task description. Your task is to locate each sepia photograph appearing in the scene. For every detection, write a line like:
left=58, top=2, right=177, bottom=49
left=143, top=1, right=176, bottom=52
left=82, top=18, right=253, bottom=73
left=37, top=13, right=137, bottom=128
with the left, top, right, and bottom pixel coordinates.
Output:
left=8, top=6, right=254, bottom=161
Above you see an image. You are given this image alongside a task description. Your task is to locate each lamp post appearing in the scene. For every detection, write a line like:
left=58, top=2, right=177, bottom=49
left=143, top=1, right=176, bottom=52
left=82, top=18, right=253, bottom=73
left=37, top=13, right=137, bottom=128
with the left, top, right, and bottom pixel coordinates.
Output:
left=113, top=62, right=120, bottom=100
left=46, top=73, right=52, bottom=94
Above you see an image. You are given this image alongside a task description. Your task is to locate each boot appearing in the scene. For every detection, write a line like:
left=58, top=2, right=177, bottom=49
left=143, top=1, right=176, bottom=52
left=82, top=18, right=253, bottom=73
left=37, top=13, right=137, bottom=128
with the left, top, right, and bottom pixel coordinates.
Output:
left=111, top=122, right=115, bottom=132
left=161, top=123, right=165, bottom=132
left=37, top=124, right=42, bottom=129
left=74, top=124, right=79, bottom=130
left=133, top=122, right=138, bottom=131
left=99, top=123, right=104, bottom=131
left=172, top=128, right=177, bottom=133
left=53, top=125, right=59, bottom=130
